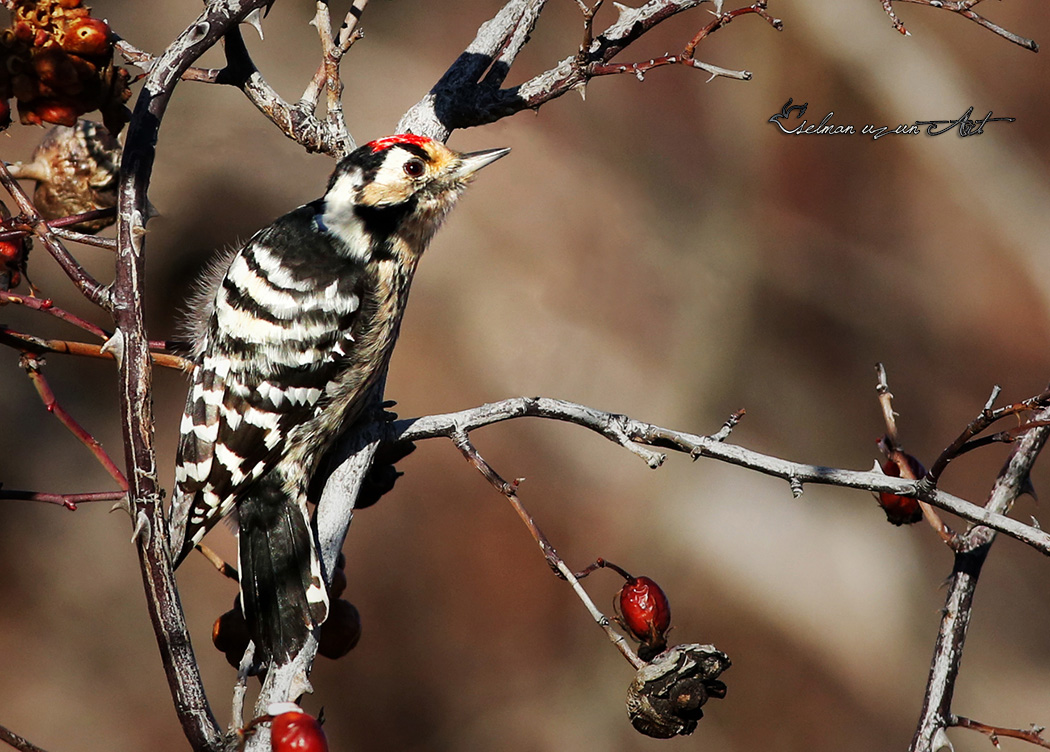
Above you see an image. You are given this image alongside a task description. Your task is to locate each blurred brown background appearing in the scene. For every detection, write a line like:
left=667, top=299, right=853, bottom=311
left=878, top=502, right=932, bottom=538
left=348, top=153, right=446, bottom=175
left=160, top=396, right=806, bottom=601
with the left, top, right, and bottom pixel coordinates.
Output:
left=2, top=1, right=1049, bottom=750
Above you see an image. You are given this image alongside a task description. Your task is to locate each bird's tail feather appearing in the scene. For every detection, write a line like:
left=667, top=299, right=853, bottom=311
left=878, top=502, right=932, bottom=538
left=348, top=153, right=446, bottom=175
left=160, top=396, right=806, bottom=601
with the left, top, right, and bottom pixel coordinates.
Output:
left=237, top=474, right=329, bottom=667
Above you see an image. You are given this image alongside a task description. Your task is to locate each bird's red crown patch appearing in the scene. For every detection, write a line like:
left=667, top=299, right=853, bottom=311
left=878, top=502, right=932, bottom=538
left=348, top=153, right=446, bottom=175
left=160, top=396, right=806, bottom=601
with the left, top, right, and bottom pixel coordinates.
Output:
left=366, top=134, right=433, bottom=153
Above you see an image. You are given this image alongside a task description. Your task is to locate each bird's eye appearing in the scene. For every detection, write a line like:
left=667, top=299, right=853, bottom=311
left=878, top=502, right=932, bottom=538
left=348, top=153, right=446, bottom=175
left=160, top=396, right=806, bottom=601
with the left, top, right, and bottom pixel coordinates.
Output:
left=403, top=159, right=426, bottom=178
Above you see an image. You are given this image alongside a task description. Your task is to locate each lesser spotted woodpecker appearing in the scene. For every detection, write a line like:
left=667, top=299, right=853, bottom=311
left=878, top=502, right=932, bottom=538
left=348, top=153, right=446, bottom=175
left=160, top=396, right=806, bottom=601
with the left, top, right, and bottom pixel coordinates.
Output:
left=169, top=135, right=509, bottom=666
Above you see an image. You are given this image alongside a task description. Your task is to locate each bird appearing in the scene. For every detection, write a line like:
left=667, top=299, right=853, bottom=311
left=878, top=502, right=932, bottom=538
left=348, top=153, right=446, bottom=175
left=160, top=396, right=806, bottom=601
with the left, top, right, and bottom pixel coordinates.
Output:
left=168, top=134, right=509, bottom=667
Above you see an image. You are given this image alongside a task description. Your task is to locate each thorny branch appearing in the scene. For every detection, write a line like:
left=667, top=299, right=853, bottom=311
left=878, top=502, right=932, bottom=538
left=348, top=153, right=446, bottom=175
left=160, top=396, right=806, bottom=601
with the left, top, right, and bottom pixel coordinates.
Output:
left=397, top=0, right=784, bottom=138
left=388, top=394, right=1050, bottom=557
left=113, top=2, right=276, bottom=750
left=880, top=0, right=1038, bottom=51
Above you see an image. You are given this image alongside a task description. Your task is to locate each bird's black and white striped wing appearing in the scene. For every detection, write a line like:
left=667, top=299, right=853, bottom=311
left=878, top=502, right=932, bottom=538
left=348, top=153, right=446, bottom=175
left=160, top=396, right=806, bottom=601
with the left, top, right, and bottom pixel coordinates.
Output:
left=169, top=206, right=362, bottom=564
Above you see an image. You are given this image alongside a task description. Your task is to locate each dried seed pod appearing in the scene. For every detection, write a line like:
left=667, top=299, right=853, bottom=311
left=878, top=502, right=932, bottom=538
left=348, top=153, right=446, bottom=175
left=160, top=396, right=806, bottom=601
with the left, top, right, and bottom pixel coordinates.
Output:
left=9, top=120, right=119, bottom=232
left=626, top=644, right=730, bottom=739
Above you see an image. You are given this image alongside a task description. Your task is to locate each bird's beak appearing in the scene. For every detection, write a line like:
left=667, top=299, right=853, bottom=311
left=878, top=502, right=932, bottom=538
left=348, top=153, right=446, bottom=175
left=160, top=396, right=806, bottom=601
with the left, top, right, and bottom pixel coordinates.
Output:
left=454, top=147, right=511, bottom=179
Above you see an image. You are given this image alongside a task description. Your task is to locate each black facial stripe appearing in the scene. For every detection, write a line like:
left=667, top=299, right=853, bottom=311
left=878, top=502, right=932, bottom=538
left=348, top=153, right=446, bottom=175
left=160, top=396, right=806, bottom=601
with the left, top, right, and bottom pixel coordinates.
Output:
left=353, top=198, right=417, bottom=244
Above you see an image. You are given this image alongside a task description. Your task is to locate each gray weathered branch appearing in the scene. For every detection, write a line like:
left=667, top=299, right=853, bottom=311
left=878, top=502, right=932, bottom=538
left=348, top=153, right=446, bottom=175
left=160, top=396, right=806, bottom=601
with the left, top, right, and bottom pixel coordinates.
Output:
left=387, top=396, right=1050, bottom=557
left=909, top=403, right=1050, bottom=752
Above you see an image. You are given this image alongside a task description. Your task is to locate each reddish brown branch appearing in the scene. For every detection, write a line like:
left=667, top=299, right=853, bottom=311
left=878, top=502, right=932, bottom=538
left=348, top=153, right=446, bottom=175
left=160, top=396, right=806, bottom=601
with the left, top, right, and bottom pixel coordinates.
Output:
left=684, top=2, right=782, bottom=57
left=924, top=388, right=1050, bottom=488
left=0, top=489, right=127, bottom=510
left=0, top=208, right=118, bottom=248
left=0, top=326, right=191, bottom=370
left=951, top=716, right=1050, bottom=749
left=0, top=291, right=108, bottom=339
left=20, top=353, right=128, bottom=490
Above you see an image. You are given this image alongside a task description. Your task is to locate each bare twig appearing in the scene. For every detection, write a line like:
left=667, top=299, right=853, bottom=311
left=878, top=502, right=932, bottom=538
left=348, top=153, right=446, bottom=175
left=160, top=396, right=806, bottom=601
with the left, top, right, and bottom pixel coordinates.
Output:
left=218, top=23, right=350, bottom=157
left=301, top=0, right=365, bottom=150
left=21, top=353, right=128, bottom=490
left=0, top=489, right=127, bottom=510
left=924, top=387, right=1050, bottom=488
left=0, top=291, right=108, bottom=339
left=881, top=0, right=1038, bottom=51
left=0, top=162, right=110, bottom=308
left=950, top=716, right=1050, bottom=750
left=398, top=0, right=782, bottom=138
left=115, top=39, right=224, bottom=82
left=0, top=208, right=118, bottom=248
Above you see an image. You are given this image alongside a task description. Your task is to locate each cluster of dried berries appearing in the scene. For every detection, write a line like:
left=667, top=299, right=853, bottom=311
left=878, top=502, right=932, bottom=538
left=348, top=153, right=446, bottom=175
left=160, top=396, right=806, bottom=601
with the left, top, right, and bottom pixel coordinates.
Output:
left=0, top=0, right=130, bottom=133
left=212, top=553, right=362, bottom=668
